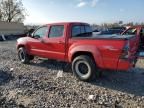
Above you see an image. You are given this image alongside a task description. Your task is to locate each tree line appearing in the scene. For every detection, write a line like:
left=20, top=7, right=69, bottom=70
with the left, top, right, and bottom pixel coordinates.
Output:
left=0, top=0, right=143, bottom=29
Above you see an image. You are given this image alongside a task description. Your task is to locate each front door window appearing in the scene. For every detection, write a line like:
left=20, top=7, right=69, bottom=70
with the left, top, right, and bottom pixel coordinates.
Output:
left=33, top=26, right=48, bottom=38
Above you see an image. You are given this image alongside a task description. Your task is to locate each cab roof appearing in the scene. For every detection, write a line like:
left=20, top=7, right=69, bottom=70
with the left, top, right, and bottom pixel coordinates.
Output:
left=45, top=22, right=89, bottom=26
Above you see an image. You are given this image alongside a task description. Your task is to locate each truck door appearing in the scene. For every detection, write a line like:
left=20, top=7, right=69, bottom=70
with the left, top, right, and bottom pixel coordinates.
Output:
left=27, top=26, right=49, bottom=57
left=44, top=25, right=66, bottom=60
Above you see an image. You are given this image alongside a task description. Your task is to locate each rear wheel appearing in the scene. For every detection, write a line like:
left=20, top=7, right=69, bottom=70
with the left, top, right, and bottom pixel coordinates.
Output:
left=72, top=55, right=99, bottom=81
left=18, top=47, right=33, bottom=64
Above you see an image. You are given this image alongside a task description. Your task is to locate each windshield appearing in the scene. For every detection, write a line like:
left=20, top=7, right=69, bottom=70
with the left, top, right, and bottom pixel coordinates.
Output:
left=123, top=28, right=137, bottom=35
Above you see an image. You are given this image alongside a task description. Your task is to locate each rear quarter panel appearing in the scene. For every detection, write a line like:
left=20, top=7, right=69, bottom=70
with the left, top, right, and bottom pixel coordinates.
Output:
left=68, top=38, right=126, bottom=70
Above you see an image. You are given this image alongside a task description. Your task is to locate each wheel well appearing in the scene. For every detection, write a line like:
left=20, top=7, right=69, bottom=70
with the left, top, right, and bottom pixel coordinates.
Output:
left=71, top=51, right=98, bottom=69
left=72, top=51, right=95, bottom=62
left=17, top=45, right=25, bottom=49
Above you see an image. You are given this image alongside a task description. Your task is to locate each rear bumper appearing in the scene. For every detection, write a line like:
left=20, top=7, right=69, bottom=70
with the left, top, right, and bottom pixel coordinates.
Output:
left=117, top=58, right=137, bottom=70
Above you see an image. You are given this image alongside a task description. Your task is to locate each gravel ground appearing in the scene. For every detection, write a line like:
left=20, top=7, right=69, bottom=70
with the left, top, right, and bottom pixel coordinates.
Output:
left=0, top=40, right=144, bottom=108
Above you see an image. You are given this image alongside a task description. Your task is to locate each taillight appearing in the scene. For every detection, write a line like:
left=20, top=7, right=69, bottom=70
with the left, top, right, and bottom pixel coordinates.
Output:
left=120, top=41, right=130, bottom=59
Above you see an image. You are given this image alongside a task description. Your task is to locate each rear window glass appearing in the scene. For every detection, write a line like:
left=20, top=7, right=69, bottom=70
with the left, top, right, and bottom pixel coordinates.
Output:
left=72, top=26, right=81, bottom=37
left=81, top=26, right=85, bottom=34
left=85, top=25, right=92, bottom=33
left=72, top=25, right=92, bottom=37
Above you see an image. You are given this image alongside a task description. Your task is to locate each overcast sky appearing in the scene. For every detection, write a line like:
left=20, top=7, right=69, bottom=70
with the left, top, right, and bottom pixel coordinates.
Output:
left=23, top=0, right=144, bottom=25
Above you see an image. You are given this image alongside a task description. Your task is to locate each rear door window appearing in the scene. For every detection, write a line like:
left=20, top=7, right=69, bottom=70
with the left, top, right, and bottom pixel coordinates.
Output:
left=49, top=25, right=64, bottom=38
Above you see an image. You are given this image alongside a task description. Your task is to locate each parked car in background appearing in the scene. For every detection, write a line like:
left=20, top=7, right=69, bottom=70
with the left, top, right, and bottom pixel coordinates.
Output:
left=0, top=29, right=35, bottom=41
left=16, top=22, right=143, bottom=81
left=97, top=27, right=126, bottom=35
left=0, top=35, right=5, bottom=41
left=122, top=25, right=144, bottom=56
left=16, top=29, right=35, bottom=37
left=92, top=29, right=101, bottom=35
left=100, top=29, right=123, bottom=35
left=111, top=27, right=126, bottom=31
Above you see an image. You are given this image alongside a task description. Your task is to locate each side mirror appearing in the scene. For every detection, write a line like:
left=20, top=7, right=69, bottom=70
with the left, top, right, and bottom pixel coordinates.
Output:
left=27, top=32, right=32, bottom=37
left=33, top=35, right=41, bottom=39
left=27, top=29, right=35, bottom=37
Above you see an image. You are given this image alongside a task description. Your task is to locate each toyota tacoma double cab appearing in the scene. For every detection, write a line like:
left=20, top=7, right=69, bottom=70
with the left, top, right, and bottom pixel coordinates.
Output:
left=16, top=22, right=142, bottom=81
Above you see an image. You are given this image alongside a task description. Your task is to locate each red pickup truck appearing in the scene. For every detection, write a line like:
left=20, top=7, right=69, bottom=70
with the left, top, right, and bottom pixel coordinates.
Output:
left=16, top=22, right=142, bottom=81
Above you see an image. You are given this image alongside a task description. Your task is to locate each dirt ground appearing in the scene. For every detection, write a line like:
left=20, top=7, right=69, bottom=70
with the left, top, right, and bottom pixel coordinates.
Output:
left=0, top=40, right=144, bottom=108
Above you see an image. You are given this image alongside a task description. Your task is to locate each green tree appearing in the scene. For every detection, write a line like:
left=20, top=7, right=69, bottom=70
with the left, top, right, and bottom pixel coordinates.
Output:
left=0, top=0, right=27, bottom=22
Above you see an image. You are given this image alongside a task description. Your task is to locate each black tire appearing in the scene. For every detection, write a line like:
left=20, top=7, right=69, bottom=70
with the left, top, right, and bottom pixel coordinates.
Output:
left=18, top=47, right=31, bottom=64
left=72, top=55, right=99, bottom=81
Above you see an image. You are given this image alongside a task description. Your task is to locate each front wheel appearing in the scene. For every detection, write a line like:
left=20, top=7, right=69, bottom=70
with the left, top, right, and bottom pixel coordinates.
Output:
left=18, top=47, right=32, bottom=64
left=72, top=55, right=99, bottom=81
